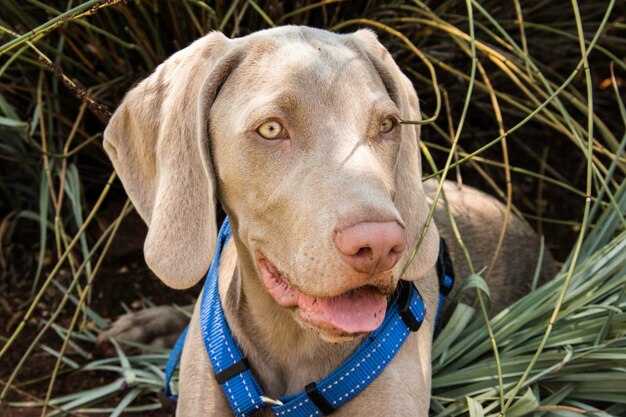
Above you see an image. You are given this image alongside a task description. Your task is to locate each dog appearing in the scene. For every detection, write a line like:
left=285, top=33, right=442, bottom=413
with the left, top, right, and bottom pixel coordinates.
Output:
left=103, top=26, right=554, bottom=416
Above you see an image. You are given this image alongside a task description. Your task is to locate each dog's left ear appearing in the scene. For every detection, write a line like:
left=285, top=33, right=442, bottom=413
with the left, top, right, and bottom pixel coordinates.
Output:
left=104, top=32, right=241, bottom=289
left=352, top=29, right=439, bottom=280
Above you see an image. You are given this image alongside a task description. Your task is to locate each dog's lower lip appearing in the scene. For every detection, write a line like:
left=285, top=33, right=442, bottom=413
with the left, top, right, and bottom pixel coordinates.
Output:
left=256, top=253, right=390, bottom=334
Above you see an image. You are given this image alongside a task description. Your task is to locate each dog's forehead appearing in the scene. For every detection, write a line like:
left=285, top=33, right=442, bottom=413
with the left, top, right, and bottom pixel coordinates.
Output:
left=239, top=25, right=359, bottom=55
left=232, top=28, right=386, bottom=97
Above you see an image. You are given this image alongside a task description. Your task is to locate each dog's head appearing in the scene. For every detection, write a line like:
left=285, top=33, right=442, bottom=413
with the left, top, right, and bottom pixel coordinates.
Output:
left=104, top=26, right=439, bottom=341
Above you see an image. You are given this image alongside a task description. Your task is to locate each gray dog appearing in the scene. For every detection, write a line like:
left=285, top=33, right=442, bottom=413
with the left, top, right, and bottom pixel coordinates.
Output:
left=102, top=26, right=553, bottom=416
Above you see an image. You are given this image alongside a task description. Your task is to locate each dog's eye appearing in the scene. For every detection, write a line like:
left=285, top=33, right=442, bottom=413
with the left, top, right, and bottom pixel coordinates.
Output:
left=257, top=121, right=285, bottom=140
left=379, top=117, right=396, bottom=134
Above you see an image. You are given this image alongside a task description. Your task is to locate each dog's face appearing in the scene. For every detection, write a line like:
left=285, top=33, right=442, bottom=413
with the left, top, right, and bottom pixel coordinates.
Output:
left=104, top=26, right=439, bottom=341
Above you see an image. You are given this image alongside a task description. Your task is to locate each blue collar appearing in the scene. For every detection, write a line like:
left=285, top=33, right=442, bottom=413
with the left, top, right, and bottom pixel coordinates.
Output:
left=164, top=218, right=454, bottom=416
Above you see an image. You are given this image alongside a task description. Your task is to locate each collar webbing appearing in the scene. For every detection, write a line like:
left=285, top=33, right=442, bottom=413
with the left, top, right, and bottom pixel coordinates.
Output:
left=200, top=218, right=266, bottom=415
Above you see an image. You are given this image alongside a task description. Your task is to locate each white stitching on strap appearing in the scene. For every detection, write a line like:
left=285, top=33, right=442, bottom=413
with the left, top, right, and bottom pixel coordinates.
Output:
left=321, top=320, right=399, bottom=394
left=238, top=373, right=260, bottom=409
left=331, top=325, right=408, bottom=404
left=225, top=381, right=240, bottom=412
left=277, top=398, right=309, bottom=415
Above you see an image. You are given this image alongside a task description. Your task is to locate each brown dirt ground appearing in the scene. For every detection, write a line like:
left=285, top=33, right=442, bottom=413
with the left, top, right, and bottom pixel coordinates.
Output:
left=0, top=209, right=200, bottom=416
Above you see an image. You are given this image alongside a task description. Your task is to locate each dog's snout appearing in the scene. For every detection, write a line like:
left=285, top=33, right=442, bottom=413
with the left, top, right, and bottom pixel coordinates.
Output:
left=335, top=221, right=406, bottom=274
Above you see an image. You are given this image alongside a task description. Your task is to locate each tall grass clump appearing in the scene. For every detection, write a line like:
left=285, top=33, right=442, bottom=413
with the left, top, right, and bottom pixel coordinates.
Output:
left=0, top=1, right=624, bottom=416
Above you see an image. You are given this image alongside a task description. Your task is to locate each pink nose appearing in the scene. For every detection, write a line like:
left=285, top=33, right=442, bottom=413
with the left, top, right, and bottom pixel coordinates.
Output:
left=335, top=221, right=406, bottom=274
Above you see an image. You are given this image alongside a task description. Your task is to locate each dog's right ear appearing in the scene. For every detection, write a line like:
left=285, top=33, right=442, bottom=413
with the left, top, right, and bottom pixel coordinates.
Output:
left=104, top=32, right=240, bottom=289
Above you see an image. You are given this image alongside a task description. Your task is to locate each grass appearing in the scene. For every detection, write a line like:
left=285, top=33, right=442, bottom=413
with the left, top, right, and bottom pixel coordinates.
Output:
left=0, top=1, right=624, bottom=416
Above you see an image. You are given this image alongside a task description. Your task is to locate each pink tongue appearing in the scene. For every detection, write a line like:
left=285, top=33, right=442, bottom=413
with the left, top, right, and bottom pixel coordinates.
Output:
left=298, top=287, right=387, bottom=334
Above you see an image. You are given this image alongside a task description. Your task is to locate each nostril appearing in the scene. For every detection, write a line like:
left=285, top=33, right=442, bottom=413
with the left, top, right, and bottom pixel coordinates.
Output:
left=355, top=247, right=373, bottom=261
left=391, top=242, right=405, bottom=254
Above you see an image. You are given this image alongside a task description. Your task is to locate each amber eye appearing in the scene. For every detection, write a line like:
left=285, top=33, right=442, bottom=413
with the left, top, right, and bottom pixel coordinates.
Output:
left=257, top=121, right=285, bottom=140
left=380, top=117, right=395, bottom=134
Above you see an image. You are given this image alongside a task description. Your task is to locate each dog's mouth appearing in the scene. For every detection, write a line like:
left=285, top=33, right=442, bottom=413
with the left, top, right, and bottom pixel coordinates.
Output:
left=256, top=253, right=389, bottom=336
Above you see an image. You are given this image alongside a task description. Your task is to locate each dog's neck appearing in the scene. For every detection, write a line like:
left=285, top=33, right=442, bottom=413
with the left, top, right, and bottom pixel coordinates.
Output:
left=217, top=237, right=361, bottom=399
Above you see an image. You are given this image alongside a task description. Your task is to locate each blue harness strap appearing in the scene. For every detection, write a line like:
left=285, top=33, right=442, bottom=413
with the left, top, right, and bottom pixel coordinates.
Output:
left=200, top=219, right=266, bottom=415
left=162, top=218, right=454, bottom=416
left=269, top=280, right=425, bottom=417
left=163, top=325, right=188, bottom=400
left=435, top=238, right=455, bottom=329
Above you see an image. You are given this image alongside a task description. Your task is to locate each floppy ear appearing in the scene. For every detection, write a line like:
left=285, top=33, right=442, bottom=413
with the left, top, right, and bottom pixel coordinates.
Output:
left=352, top=29, right=440, bottom=280
left=104, top=32, right=239, bottom=289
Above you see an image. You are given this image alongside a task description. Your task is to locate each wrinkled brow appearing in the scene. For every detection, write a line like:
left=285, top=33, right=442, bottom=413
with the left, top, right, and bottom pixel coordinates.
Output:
left=242, top=91, right=302, bottom=126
